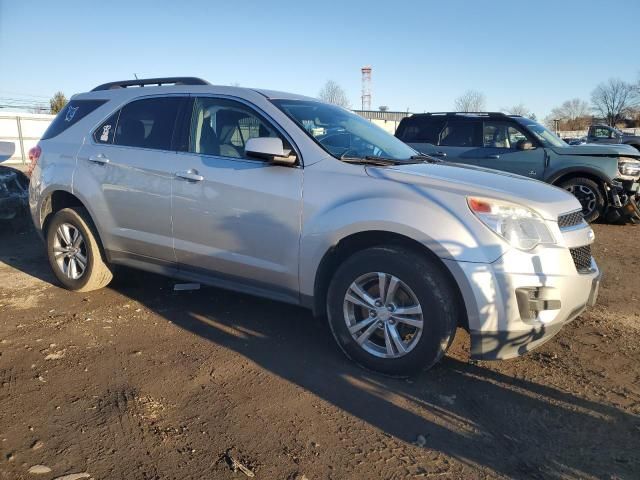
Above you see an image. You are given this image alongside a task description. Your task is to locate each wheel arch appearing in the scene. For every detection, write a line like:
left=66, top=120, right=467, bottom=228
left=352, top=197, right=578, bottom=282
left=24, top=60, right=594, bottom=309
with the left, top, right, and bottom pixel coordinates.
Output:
left=40, top=189, right=85, bottom=237
left=40, top=190, right=110, bottom=262
left=311, top=230, right=468, bottom=329
left=546, top=167, right=612, bottom=189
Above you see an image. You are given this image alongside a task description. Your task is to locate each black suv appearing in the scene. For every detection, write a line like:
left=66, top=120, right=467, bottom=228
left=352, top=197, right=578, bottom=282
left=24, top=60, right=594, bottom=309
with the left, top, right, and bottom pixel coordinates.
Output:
left=395, top=112, right=640, bottom=223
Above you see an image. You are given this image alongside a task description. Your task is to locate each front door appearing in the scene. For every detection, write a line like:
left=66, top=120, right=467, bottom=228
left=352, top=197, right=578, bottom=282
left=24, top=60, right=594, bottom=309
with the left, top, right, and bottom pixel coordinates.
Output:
left=171, top=96, right=303, bottom=301
left=471, top=120, right=546, bottom=180
left=591, top=126, right=616, bottom=144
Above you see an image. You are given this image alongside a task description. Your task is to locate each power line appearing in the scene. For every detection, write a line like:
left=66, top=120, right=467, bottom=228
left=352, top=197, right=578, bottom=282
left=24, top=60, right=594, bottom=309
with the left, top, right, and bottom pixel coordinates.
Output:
left=0, top=90, right=50, bottom=99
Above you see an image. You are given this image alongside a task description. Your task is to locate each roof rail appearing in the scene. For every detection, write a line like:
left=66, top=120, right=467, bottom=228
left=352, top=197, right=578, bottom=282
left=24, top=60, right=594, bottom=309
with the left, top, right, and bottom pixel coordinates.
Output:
left=412, top=112, right=508, bottom=117
left=91, top=77, right=210, bottom=92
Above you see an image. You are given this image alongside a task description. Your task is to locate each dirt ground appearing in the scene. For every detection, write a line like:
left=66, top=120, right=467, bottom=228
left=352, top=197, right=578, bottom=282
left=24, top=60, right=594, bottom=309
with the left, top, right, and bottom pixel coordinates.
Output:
left=0, top=223, right=638, bottom=480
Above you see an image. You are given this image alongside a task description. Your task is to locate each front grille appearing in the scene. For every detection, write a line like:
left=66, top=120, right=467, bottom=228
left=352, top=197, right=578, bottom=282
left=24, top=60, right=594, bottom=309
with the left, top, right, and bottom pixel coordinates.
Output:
left=570, top=245, right=593, bottom=273
left=558, top=211, right=584, bottom=229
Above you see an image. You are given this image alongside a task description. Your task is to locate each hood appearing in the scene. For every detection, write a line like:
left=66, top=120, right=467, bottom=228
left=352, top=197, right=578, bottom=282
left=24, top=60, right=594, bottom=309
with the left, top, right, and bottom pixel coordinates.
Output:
left=366, top=161, right=580, bottom=221
left=550, top=144, right=640, bottom=157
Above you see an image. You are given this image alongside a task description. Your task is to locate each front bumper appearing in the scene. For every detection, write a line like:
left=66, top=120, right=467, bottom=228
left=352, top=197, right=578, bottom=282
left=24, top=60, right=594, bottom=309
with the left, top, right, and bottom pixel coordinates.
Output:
left=608, top=179, right=640, bottom=222
left=444, top=242, right=600, bottom=360
left=620, top=179, right=640, bottom=193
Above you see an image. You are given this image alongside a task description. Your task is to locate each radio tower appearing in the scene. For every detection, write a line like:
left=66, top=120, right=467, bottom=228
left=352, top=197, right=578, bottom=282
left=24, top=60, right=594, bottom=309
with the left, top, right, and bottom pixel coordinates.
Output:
left=361, top=66, right=372, bottom=111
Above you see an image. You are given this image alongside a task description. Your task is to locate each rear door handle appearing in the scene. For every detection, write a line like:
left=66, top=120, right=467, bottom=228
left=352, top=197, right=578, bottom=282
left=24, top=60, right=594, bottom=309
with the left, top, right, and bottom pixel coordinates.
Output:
left=88, top=154, right=110, bottom=165
left=175, top=170, right=204, bottom=182
left=485, top=154, right=500, bottom=159
left=432, top=151, right=447, bottom=157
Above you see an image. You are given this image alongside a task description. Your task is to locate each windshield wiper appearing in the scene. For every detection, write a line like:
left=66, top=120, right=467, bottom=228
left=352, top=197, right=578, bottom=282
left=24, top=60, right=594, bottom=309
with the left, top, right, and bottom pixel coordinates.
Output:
left=340, top=155, right=401, bottom=166
left=409, top=153, right=441, bottom=163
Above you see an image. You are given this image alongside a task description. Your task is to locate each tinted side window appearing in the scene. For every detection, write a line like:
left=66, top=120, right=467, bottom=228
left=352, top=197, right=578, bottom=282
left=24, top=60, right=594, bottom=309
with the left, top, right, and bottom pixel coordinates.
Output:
left=483, top=121, right=532, bottom=149
left=190, top=97, right=289, bottom=159
left=593, top=127, right=610, bottom=138
left=93, top=111, right=120, bottom=144
left=41, top=100, right=107, bottom=140
left=114, top=97, right=183, bottom=150
left=396, top=117, right=445, bottom=143
left=439, top=120, right=481, bottom=147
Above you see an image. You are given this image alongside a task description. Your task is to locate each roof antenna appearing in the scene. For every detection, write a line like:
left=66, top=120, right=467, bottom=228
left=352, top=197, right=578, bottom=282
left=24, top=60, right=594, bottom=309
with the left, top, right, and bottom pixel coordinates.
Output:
left=134, top=73, right=139, bottom=79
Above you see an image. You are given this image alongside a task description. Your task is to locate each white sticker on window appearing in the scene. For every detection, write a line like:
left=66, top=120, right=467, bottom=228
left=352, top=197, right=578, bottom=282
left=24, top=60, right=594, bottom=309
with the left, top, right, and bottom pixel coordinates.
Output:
left=65, top=105, right=79, bottom=122
left=100, top=125, right=111, bottom=142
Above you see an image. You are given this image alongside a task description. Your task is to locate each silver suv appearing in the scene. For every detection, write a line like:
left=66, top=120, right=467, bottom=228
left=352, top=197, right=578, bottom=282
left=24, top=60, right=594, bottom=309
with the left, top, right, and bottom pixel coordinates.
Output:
left=29, top=77, right=600, bottom=375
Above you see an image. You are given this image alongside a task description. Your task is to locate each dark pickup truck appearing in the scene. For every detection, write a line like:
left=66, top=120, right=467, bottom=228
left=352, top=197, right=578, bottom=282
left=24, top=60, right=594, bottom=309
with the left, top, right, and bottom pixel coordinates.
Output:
left=587, top=125, right=640, bottom=151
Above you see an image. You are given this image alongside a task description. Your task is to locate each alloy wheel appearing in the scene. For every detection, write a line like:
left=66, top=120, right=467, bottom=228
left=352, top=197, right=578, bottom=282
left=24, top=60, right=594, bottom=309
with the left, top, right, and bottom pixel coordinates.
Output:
left=53, top=223, right=87, bottom=280
left=343, top=272, right=424, bottom=359
left=565, top=185, right=597, bottom=217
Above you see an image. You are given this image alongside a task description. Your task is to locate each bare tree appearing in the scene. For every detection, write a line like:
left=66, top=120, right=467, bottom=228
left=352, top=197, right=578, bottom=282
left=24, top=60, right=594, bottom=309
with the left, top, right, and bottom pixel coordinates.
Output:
left=502, top=103, right=534, bottom=118
left=453, top=90, right=486, bottom=112
left=318, top=80, right=351, bottom=108
left=49, top=91, right=67, bottom=114
left=545, top=98, right=592, bottom=130
left=591, top=79, right=637, bottom=126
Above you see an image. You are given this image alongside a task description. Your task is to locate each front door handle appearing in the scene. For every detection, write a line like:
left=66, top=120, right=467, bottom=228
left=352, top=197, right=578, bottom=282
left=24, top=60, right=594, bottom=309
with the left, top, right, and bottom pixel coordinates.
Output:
left=88, top=154, right=110, bottom=165
left=175, top=170, right=204, bottom=182
left=432, top=151, right=447, bottom=157
left=485, top=154, right=500, bottom=159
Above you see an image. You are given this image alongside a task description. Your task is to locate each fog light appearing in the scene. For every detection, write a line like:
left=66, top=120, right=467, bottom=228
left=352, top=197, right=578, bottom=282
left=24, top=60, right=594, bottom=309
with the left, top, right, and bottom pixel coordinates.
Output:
left=516, top=287, right=561, bottom=321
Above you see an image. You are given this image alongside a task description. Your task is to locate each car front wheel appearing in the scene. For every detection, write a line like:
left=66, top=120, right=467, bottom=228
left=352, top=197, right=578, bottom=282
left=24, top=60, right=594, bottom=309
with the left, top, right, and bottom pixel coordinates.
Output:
left=560, top=177, right=605, bottom=223
left=327, top=246, right=458, bottom=376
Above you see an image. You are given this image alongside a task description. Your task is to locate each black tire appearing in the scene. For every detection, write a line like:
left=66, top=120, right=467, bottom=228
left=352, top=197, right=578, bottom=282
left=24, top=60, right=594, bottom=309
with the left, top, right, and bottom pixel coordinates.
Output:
left=46, top=207, right=113, bottom=292
left=559, top=177, right=606, bottom=223
left=326, top=246, right=458, bottom=376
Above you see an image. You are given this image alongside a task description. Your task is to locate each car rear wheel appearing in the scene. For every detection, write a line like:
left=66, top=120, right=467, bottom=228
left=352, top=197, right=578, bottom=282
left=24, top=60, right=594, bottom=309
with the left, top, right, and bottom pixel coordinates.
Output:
left=326, top=246, right=458, bottom=376
left=560, top=177, right=605, bottom=223
left=46, top=207, right=113, bottom=292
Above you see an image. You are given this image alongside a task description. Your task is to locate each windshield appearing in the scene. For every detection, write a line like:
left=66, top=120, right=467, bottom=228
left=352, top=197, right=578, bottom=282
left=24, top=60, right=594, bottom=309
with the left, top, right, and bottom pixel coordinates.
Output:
left=514, top=118, right=567, bottom=148
left=272, top=99, right=417, bottom=161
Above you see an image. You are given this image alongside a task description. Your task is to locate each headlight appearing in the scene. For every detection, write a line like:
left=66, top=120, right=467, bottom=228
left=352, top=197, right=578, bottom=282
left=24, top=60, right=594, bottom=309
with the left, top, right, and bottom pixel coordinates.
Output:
left=467, top=197, right=556, bottom=250
left=618, top=157, right=640, bottom=177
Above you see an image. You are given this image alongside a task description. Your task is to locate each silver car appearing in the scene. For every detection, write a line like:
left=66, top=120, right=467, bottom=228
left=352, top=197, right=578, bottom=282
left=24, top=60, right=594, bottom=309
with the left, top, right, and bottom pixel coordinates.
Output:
left=28, top=77, right=600, bottom=375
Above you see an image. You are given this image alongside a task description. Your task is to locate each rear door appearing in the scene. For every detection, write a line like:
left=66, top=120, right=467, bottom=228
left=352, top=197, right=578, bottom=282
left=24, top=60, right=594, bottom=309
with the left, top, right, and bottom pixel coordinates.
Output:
left=432, top=119, right=484, bottom=164
left=396, top=117, right=444, bottom=157
left=471, top=120, right=546, bottom=179
left=171, top=96, right=303, bottom=301
left=397, top=117, right=484, bottom=163
left=75, top=95, right=189, bottom=266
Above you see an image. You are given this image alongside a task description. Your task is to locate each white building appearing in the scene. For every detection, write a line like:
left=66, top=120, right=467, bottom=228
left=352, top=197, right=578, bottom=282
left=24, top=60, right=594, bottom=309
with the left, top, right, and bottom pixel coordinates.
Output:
left=0, top=111, right=54, bottom=165
left=353, top=110, right=412, bottom=134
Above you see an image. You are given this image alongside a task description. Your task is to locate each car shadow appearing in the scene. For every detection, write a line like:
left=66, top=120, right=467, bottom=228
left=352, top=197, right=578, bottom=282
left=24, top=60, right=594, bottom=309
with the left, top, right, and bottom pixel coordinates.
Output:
left=109, top=261, right=639, bottom=479
left=2, top=228, right=639, bottom=479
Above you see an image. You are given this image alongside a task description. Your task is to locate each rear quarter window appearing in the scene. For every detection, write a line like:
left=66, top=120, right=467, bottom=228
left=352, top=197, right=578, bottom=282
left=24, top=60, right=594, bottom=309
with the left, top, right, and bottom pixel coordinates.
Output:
left=93, top=111, right=120, bottom=144
left=41, top=100, right=107, bottom=140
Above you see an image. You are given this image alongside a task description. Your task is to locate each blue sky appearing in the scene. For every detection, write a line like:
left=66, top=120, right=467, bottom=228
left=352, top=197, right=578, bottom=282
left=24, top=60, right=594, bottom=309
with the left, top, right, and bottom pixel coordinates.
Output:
left=1, top=0, right=638, bottom=118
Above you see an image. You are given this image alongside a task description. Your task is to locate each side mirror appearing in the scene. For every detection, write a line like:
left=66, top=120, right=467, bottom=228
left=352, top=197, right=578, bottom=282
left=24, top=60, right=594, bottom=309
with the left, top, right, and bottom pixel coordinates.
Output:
left=0, top=141, right=16, bottom=162
left=516, top=140, right=534, bottom=150
left=245, top=137, right=297, bottom=165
